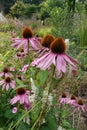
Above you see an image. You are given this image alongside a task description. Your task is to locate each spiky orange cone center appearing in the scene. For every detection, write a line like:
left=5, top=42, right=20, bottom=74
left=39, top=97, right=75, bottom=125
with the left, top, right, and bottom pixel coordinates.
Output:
left=71, top=95, right=76, bottom=100
left=41, top=34, right=55, bottom=48
left=77, top=99, right=83, bottom=105
left=16, top=88, right=26, bottom=95
left=50, top=37, right=66, bottom=53
left=22, top=27, right=33, bottom=38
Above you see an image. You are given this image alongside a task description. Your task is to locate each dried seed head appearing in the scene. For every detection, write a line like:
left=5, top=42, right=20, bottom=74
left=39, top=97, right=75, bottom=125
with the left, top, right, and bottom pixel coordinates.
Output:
left=77, top=99, right=83, bottom=105
left=50, top=37, right=66, bottom=53
left=16, top=88, right=26, bottom=95
left=62, top=92, right=67, bottom=98
left=41, top=34, right=55, bottom=48
left=22, top=26, right=33, bottom=38
left=71, top=95, right=76, bottom=100
left=5, top=77, right=11, bottom=83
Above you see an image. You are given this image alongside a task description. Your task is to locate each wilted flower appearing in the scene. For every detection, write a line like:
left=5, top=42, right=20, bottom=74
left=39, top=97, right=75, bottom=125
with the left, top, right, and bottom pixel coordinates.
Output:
left=0, top=77, right=15, bottom=90
left=16, top=49, right=27, bottom=59
left=11, top=26, right=41, bottom=53
left=10, top=88, right=30, bottom=110
left=20, top=64, right=29, bottom=73
left=31, top=37, right=79, bottom=77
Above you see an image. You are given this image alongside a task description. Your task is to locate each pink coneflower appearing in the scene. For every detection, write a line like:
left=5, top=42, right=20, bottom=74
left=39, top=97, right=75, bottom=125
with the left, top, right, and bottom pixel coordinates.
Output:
left=11, top=26, right=41, bottom=53
left=10, top=88, right=30, bottom=110
left=74, top=99, right=87, bottom=112
left=59, top=92, right=70, bottom=104
left=67, top=95, right=77, bottom=105
left=0, top=66, right=14, bottom=78
left=31, top=37, right=79, bottom=77
left=36, top=34, right=55, bottom=57
left=0, top=77, right=15, bottom=90
left=20, top=64, right=29, bottom=73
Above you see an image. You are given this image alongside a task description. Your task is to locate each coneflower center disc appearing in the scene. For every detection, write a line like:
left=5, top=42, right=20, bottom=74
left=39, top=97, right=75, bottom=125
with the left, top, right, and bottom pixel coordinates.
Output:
left=22, top=27, right=33, bottom=38
left=3, top=67, right=9, bottom=73
left=41, top=34, right=55, bottom=48
left=5, top=77, right=11, bottom=83
left=62, top=92, right=66, bottom=98
left=78, top=99, right=83, bottom=105
left=71, top=95, right=76, bottom=100
left=16, top=88, right=26, bottom=95
left=50, top=37, right=66, bottom=53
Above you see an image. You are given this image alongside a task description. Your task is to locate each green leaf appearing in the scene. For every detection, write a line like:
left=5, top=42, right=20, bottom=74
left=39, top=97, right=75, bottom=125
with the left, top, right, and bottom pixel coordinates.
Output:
left=40, top=124, right=49, bottom=130
left=16, top=122, right=30, bottom=130
left=38, top=70, right=48, bottom=85
left=30, top=102, right=41, bottom=123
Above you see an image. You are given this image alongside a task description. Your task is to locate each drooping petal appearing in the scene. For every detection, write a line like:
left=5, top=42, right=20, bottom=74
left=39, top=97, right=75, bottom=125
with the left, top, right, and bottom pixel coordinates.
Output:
left=65, top=53, right=80, bottom=65
left=56, top=55, right=62, bottom=74
left=10, top=96, right=19, bottom=104
left=2, top=83, right=6, bottom=90
left=61, top=55, right=66, bottom=73
left=0, top=80, right=4, bottom=85
left=62, top=53, right=77, bottom=69
left=20, top=95, right=25, bottom=104
left=10, top=81, right=15, bottom=89
left=36, top=52, right=54, bottom=70
left=6, top=83, right=10, bottom=90
left=23, top=39, right=29, bottom=53
left=31, top=52, right=51, bottom=66
left=29, top=38, right=42, bottom=51
left=0, top=72, right=4, bottom=77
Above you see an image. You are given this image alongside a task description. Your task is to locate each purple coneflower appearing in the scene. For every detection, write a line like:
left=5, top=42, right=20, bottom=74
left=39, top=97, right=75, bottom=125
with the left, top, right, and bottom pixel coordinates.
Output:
left=59, top=92, right=70, bottom=104
left=36, top=34, right=55, bottom=57
left=74, top=99, right=87, bottom=112
left=0, top=77, right=15, bottom=90
left=67, top=95, right=77, bottom=105
left=11, top=26, right=41, bottom=53
left=0, top=66, right=14, bottom=78
left=31, top=37, right=79, bottom=77
left=10, top=88, right=30, bottom=110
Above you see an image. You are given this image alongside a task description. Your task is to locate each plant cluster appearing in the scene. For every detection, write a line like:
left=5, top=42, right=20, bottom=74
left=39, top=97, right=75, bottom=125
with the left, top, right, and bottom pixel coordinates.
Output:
left=0, top=25, right=87, bottom=130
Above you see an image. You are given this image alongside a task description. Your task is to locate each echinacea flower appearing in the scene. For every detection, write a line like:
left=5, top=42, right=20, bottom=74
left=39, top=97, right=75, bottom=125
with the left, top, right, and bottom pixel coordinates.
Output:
left=36, top=34, right=55, bottom=57
left=67, top=95, right=77, bottom=105
left=0, top=66, right=14, bottom=78
left=10, top=88, right=30, bottom=110
left=59, top=92, right=70, bottom=104
left=74, top=99, right=87, bottom=112
left=31, top=37, right=79, bottom=77
left=0, top=77, right=15, bottom=90
left=11, top=26, right=41, bottom=53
